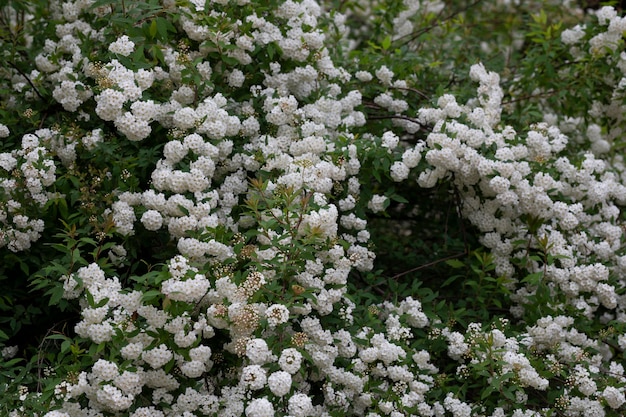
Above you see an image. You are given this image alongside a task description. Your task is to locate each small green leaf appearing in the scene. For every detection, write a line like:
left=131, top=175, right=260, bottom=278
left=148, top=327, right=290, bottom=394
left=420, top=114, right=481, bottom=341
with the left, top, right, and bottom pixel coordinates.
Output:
left=86, top=290, right=95, bottom=307
left=389, top=193, right=408, bottom=203
left=61, top=340, right=71, bottom=354
left=141, top=290, right=162, bottom=303
left=45, top=334, right=69, bottom=341
left=521, top=272, right=543, bottom=285
left=2, top=358, right=23, bottom=367
left=381, top=35, right=391, bottom=51
left=438, top=271, right=456, bottom=286
left=445, top=259, right=465, bottom=269
left=58, top=198, right=69, bottom=220
left=366, top=40, right=380, bottom=51
left=149, top=19, right=158, bottom=39
left=481, top=384, right=495, bottom=400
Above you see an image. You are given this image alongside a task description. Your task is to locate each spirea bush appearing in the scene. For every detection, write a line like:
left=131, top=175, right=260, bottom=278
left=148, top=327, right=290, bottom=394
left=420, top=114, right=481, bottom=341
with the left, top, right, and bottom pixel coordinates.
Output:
left=2, top=0, right=626, bottom=416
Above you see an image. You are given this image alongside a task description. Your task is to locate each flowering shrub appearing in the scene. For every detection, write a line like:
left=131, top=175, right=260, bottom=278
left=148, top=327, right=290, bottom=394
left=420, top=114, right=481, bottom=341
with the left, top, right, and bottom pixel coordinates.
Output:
left=1, top=0, right=626, bottom=416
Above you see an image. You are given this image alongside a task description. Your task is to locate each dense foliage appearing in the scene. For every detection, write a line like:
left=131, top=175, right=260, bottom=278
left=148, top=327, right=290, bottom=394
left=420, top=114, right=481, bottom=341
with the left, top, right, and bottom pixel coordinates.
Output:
left=1, top=0, right=626, bottom=416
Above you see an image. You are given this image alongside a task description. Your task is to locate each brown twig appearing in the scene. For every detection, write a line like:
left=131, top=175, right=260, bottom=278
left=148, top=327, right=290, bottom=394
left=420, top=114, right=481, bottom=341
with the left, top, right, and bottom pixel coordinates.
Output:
left=389, top=251, right=467, bottom=281
left=7, top=61, right=45, bottom=102
left=396, top=0, right=485, bottom=48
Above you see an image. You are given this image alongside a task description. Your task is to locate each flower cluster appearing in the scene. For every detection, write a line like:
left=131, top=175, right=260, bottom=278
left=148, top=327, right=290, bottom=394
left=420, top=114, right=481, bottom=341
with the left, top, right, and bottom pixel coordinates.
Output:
left=2, top=1, right=626, bottom=417
left=0, top=130, right=57, bottom=251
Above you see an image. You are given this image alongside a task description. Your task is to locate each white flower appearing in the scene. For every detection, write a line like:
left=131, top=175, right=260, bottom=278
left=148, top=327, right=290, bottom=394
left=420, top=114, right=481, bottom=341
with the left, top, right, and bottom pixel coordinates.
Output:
left=265, top=304, right=290, bottom=327
left=173, top=107, right=198, bottom=130
left=402, top=147, right=422, bottom=168
left=130, top=408, right=165, bottom=417
left=43, top=412, right=70, bottom=417
left=367, top=194, right=388, bottom=213
left=561, top=25, right=586, bottom=45
left=246, top=338, right=271, bottom=365
left=96, top=89, right=126, bottom=121
left=602, top=386, right=626, bottom=409
left=189, top=345, right=212, bottom=363
left=375, top=65, right=394, bottom=86
left=240, top=365, right=267, bottom=390
left=114, top=370, right=142, bottom=396
left=381, top=131, right=399, bottom=150
left=87, top=322, right=115, bottom=343
left=390, top=161, right=409, bottom=182
left=189, top=0, right=206, bottom=11
left=268, top=371, right=292, bottom=396
left=596, top=6, right=617, bottom=25
left=96, top=384, right=133, bottom=411
left=161, top=273, right=210, bottom=303
left=142, top=344, right=173, bottom=369
left=115, top=112, right=152, bottom=141
left=179, top=360, right=205, bottom=378
left=141, top=210, right=163, bottom=231
left=1, top=345, right=18, bottom=359
left=92, top=359, right=119, bottom=381
left=288, top=393, right=314, bottom=417
left=228, top=69, right=245, bottom=87
left=163, top=140, right=187, bottom=164
left=300, top=205, right=339, bottom=239
left=489, top=176, right=510, bottom=194
left=355, top=71, right=373, bottom=82
left=245, top=398, right=275, bottom=417
left=0, top=153, right=17, bottom=171
left=120, top=342, right=143, bottom=360
left=109, top=35, right=135, bottom=56
left=279, top=348, right=303, bottom=374
left=445, top=331, right=469, bottom=361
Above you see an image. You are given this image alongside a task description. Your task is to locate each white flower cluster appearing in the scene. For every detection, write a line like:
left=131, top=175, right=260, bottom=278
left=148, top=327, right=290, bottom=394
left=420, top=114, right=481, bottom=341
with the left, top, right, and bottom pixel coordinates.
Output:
left=53, top=261, right=217, bottom=413
left=108, top=35, right=135, bottom=56
left=89, top=60, right=157, bottom=141
left=4, top=1, right=625, bottom=416
left=0, top=130, right=56, bottom=251
left=399, top=62, right=626, bottom=320
left=32, top=0, right=388, bottom=413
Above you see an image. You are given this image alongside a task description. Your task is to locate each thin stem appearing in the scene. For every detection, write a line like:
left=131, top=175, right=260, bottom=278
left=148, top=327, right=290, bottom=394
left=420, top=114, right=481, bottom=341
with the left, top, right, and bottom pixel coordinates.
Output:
left=7, top=61, right=45, bottom=101
left=389, top=251, right=467, bottom=280
left=396, top=0, right=485, bottom=48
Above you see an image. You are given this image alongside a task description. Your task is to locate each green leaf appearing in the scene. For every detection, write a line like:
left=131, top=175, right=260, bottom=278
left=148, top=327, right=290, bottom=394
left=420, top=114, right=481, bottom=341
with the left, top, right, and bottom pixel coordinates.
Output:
left=86, top=290, right=96, bottom=308
left=57, top=198, right=69, bottom=220
left=141, top=290, right=162, bottom=303
left=2, top=358, right=23, bottom=367
left=441, top=274, right=462, bottom=288
left=366, top=40, right=380, bottom=51
left=156, top=16, right=175, bottom=40
left=445, top=259, right=465, bottom=269
left=221, top=55, right=239, bottom=66
left=45, top=334, right=69, bottom=341
left=177, top=204, right=189, bottom=216
left=389, top=193, right=408, bottom=203
left=149, top=19, right=158, bottom=39
left=149, top=44, right=165, bottom=66
left=521, top=271, right=543, bottom=286
left=95, top=297, right=109, bottom=308
left=480, top=384, right=494, bottom=400
left=47, top=287, right=64, bottom=306
left=381, top=35, right=391, bottom=51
